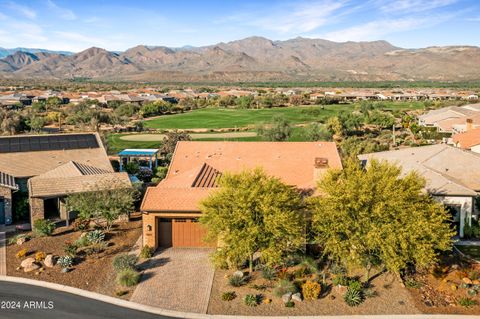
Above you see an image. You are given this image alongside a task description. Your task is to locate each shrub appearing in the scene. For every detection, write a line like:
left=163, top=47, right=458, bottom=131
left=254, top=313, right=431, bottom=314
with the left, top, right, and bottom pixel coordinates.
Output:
left=228, top=274, right=247, bottom=287
left=74, top=235, right=90, bottom=248
left=139, top=245, right=153, bottom=259
left=273, top=279, right=298, bottom=298
left=71, top=219, right=89, bottom=231
left=302, top=280, right=322, bottom=301
left=285, top=300, right=295, bottom=308
left=332, top=275, right=349, bottom=286
left=364, top=288, right=378, bottom=298
left=16, top=248, right=27, bottom=258
left=84, top=242, right=108, bottom=255
left=405, top=278, right=422, bottom=289
left=113, top=254, right=138, bottom=272
left=344, top=287, right=364, bottom=307
left=117, top=269, right=140, bottom=287
left=86, top=230, right=105, bottom=244
left=35, top=251, right=46, bottom=262
left=244, top=294, right=259, bottom=307
left=221, top=291, right=237, bottom=301
left=33, top=219, right=55, bottom=236
left=64, top=242, right=77, bottom=257
left=8, top=234, right=30, bottom=245
left=459, top=297, right=478, bottom=308
left=58, top=255, right=73, bottom=268
left=348, top=279, right=363, bottom=292
left=261, top=266, right=276, bottom=280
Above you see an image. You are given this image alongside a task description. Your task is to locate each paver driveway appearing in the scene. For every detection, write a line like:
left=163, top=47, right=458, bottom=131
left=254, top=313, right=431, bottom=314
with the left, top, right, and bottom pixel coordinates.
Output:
left=131, top=248, right=215, bottom=314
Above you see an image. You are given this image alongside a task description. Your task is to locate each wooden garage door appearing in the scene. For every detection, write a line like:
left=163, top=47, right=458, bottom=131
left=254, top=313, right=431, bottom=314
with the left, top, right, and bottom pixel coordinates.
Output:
left=172, top=218, right=210, bottom=247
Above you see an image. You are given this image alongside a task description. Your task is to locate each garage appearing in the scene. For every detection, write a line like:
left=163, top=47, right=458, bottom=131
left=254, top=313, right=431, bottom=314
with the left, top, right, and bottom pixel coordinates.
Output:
left=157, top=218, right=211, bottom=248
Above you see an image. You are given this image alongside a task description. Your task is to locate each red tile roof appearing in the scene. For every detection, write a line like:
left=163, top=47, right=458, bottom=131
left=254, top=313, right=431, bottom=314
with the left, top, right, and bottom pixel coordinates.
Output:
left=141, top=141, right=342, bottom=212
left=453, top=128, right=480, bottom=149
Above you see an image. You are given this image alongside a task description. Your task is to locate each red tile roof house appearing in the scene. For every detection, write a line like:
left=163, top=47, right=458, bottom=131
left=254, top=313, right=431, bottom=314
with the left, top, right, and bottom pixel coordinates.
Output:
left=140, top=141, right=342, bottom=249
left=0, top=133, right=130, bottom=226
left=452, top=127, right=480, bottom=154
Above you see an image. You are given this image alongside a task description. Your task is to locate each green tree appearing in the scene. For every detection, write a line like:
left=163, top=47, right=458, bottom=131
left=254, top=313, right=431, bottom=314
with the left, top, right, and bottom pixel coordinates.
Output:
left=160, top=131, right=192, bottom=164
left=303, top=122, right=332, bottom=141
left=200, top=168, right=305, bottom=272
left=311, top=159, right=454, bottom=278
left=27, top=116, right=45, bottom=132
left=257, top=115, right=292, bottom=141
left=325, top=116, right=344, bottom=138
left=66, top=181, right=138, bottom=232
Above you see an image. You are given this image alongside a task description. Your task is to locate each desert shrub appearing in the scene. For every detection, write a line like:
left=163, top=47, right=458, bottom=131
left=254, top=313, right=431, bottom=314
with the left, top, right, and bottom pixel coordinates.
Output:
left=33, top=219, right=55, bottom=236
left=250, top=284, right=267, bottom=291
left=459, top=297, right=478, bottom=308
left=228, top=274, right=247, bottom=287
left=113, top=254, right=138, bottom=272
left=84, top=242, right=108, bottom=255
left=71, top=219, right=89, bottom=231
left=330, top=262, right=347, bottom=275
left=74, top=235, right=90, bottom=248
left=117, top=269, right=140, bottom=287
left=261, top=266, right=276, bottom=280
left=344, top=286, right=364, bottom=307
left=300, top=257, right=320, bottom=275
left=64, top=242, right=77, bottom=257
left=16, top=248, right=27, bottom=258
left=302, top=280, right=321, bottom=300
left=35, top=251, right=46, bottom=262
left=8, top=234, right=30, bottom=245
left=58, top=255, right=73, bottom=268
left=285, top=300, right=295, bottom=307
left=364, top=288, right=378, bottom=298
left=405, top=278, right=422, bottom=289
left=140, top=245, right=153, bottom=259
left=273, top=279, right=298, bottom=298
left=221, top=291, right=237, bottom=301
left=244, top=294, right=259, bottom=307
left=86, top=230, right=105, bottom=244
left=348, top=279, right=363, bottom=292
left=294, top=267, right=307, bottom=279
left=332, top=275, right=349, bottom=286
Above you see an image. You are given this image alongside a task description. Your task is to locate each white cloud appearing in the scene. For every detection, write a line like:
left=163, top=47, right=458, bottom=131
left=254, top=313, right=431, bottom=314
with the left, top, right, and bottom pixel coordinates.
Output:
left=46, top=0, right=76, bottom=20
left=321, top=14, right=454, bottom=42
left=5, top=2, right=36, bottom=19
left=378, top=0, right=458, bottom=14
left=221, top=0, right=348, bottom=34
left=467, top=16, right=480, bottom=21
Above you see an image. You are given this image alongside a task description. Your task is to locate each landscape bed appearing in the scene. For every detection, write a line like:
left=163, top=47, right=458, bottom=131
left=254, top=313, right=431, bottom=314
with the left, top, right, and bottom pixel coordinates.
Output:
left=6, top=218, right=143, bottom=299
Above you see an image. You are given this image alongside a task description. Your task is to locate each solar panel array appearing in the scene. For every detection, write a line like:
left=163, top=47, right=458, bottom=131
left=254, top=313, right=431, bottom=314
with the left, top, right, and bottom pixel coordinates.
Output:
left=0, top=134, right=99, bottom=153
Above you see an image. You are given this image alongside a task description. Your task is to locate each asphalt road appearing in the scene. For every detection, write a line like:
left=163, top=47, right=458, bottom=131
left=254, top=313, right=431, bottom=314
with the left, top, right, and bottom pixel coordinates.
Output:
left=0, top=281, right=174, bottom=319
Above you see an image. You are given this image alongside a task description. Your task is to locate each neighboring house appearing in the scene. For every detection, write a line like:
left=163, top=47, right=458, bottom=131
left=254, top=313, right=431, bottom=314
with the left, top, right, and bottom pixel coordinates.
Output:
left=418, top=105, right=478, bottom=127
left=437, top=115, right=480, bottom=133
left=141, top=141, right=343, bottom=250
left=452, top=127, right=480, bottom=154
left=0, top=133, right=130, bottom=226
left=359, top=144, right=480, bottom=237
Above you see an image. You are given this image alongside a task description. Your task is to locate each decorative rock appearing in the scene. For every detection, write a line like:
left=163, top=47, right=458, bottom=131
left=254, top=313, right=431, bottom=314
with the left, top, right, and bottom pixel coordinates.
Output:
left=44, top=255, right=55, bottom=268
left=233, top=270, right=244, bottom=278
left=462, top=277, right=473, bottom=285
left=473, top=279, right=480, bottom=285
left=451, top=284, right=457, bottom=291
left=292, top=293, right=303, bottom=302
left=20, top=257, right=35, bottom=268
left=16, top=237, right=27, bottom=245
left=263, top=298, right=272, bottom=304
left=24, top=263, right=40, bottom=273
left=282, top=292, right=292, bottom=303
left=451, top=264, right=459, bottom=270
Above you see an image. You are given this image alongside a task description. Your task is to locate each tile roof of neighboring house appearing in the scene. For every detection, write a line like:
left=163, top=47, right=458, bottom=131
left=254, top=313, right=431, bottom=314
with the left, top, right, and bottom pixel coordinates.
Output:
left=29, top=172, right=131, bottom=198
left=0, top=171, right=18, bottom=190
left=0, top=133, right=112, bottom=178
left=435, top=114, right=480, bottom=132
left=453, top=128, right=480, bottom=149
left=141, top=141, right=342, bottom=212
left=359, top=144, right=480, bottom=196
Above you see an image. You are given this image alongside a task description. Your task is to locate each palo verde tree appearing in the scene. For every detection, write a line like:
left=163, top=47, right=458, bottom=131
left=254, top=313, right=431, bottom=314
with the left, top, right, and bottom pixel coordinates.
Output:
left=200, top=168, right=305, bottom=272
left=66, top=181, right=139, bottom=232
left=311, top=159, right=454, bottom=280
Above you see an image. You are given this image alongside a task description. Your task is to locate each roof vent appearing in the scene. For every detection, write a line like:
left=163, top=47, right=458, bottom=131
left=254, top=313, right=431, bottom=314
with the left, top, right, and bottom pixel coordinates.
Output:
left=314, top=157, right=329, bottom=168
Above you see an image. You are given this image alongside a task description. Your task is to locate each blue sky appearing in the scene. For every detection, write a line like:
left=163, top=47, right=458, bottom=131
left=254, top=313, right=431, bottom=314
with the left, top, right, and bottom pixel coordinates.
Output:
left=0, top=0, right=479, bottom=52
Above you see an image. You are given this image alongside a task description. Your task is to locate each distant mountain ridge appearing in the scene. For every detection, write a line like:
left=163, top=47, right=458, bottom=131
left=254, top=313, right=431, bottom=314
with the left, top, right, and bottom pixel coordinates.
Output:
left=0, top=47, right=73, bottom=59
left=0, top=37, right=479, bottom=82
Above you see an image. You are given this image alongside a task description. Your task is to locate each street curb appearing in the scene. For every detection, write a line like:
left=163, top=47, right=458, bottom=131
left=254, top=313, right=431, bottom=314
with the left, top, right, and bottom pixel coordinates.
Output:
left=0, top=275, right=479, bottom=319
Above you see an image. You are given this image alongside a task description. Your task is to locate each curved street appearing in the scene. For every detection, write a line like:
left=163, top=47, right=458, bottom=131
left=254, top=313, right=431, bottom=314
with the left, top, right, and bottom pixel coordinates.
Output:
left=0, top=281, right=172, bottom=319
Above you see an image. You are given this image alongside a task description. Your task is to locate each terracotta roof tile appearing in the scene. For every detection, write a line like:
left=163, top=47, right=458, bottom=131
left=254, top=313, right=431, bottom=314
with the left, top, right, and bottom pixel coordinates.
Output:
left=453, top=128, right=480, bottom=149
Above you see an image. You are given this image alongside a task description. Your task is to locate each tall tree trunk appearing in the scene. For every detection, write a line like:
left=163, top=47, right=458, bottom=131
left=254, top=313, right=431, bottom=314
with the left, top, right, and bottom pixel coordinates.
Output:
left=249, top=254, right=254, bottom=274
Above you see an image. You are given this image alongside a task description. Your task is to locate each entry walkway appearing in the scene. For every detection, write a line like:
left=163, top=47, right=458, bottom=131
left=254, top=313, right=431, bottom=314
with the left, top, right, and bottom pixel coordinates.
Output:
left=131, top=248, right=214, bottom=314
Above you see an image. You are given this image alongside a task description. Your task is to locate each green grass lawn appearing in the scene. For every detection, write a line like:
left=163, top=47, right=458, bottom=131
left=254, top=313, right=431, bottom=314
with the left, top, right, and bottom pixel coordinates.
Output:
left=456, top=245, right=480, bottom=261
left=144, top=102, right=426, bottom=130
left=107, top=133, right=162, bottom=154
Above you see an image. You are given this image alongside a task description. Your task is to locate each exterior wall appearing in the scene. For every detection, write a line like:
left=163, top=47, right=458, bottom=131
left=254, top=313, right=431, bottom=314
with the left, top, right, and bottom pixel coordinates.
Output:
left=433, top=195, right=474, bottom=237
left=29, top=197, right=45, bottom=225
left=0, top=186, right=12, bottom=225
left=471, top=144, right=480, bottom=154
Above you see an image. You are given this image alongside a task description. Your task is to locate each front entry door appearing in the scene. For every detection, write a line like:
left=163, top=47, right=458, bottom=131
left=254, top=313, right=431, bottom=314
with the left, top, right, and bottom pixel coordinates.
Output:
left=0, top=198, right=5, bottom=224
left=158, top=218, right=173, bottom=248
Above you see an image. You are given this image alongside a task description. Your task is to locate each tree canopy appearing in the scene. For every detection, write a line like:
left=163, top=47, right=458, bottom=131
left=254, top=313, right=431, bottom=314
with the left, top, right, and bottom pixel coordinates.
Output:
left=311, top=159, right=454, bottom=277
left=200, top=168, right=305, bottom=272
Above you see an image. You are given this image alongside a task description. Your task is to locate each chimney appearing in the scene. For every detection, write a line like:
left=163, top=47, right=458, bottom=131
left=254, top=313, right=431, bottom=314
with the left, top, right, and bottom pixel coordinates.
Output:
left=314, top=157, right=329, bottom=182
left=466, top=118, right=473, bottom=131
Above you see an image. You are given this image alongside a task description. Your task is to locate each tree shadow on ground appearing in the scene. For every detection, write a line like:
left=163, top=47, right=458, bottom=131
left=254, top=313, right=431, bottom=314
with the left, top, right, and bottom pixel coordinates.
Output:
left=137, top=257, right=171, bottom=272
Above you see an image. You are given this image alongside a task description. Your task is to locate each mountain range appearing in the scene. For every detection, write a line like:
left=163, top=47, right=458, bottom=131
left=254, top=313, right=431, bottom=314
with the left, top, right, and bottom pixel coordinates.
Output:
left=1, top=37, right=479, bottom=82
